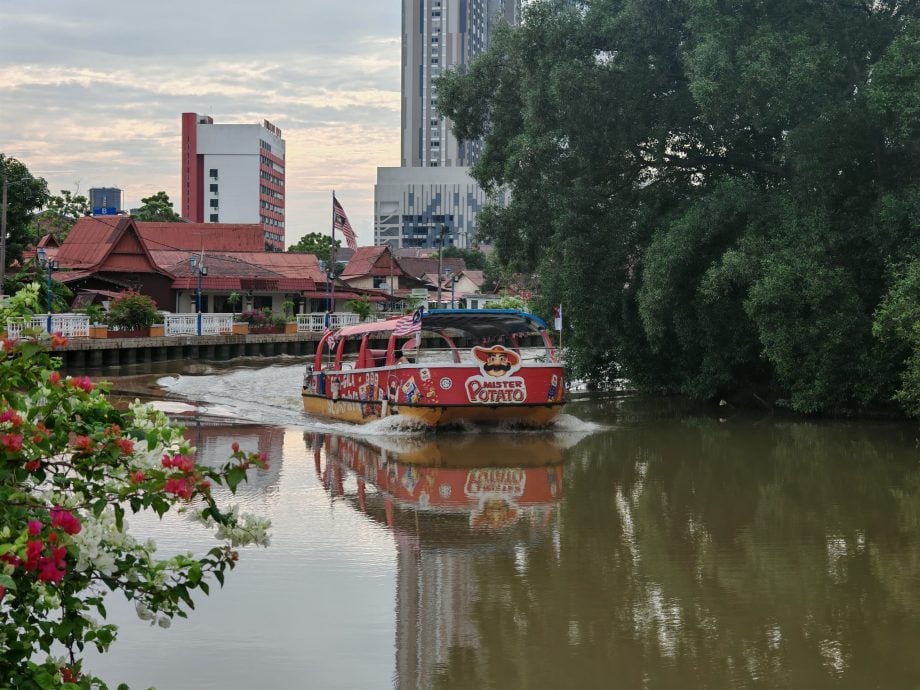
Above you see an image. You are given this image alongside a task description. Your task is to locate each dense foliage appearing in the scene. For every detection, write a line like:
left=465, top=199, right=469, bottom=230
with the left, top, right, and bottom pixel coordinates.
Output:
left=437, top=0, right=920, bottom=415
left=36, top=190, right=90, bottom=243
left=0, top=333, right=270, bottom=687
left=105, top=291, right=160, bottom=332
left=287, top=232, right=341, bottom=265
left=0, top=156, right=49, bottom=282
left=132, top=192, right=180, bottom=222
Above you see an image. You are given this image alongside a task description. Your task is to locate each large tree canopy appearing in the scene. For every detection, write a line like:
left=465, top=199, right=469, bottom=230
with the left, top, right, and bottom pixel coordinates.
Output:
left=288, top=231, right=340, bottom=265
left=133, top=191, right=181, bottom=222
left=0, top=155, right=49, bottom=284
left=437, top=0, right=920, bottom=415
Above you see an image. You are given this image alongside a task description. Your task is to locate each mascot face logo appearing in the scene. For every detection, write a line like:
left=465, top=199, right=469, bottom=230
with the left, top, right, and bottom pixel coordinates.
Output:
left=472, top=345, right=521, bottom=378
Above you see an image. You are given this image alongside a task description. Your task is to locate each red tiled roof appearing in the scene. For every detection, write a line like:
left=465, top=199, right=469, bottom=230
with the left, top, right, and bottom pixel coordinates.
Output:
left=137, top=222, right=266, bottom=252
left=54, top=216, right=127, bottom=268
left=340, top=246, right=389, bottom=279
left=171, top=277, right=317, bottom=291
left=397, top=256, right=466, bottom=279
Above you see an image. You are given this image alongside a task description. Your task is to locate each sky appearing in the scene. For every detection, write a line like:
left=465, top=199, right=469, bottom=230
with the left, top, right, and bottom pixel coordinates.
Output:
left=0, top=0, right=402, bottom=248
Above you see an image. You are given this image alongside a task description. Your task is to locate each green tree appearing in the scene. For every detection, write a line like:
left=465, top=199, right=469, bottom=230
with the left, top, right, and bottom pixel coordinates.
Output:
left=288, top=232, right=340, bottom=265
left=437, top=0, right=920, bottom=415
left=440, top=245, right=487, bottom=270
left=133, top=191, right=181, bottom=222
left=1, top=155, right=49, bottom=283
left=35, top=189, right=89, bottom=242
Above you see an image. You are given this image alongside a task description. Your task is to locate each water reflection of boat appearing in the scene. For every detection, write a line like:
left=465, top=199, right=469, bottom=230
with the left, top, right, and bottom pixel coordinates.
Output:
left=309, top=432, right=565, bottom=689
left=308, top=433, right=564, bottom=538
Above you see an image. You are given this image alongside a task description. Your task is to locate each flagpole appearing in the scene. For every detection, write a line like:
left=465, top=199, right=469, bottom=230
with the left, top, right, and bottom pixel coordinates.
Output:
left=330, top=190, right=336, bottom=317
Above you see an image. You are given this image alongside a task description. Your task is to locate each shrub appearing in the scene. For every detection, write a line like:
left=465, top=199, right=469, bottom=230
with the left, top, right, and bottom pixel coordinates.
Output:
left=0, top=334, right=270, bottom=687
left=105, top=291, right=159, bottom=331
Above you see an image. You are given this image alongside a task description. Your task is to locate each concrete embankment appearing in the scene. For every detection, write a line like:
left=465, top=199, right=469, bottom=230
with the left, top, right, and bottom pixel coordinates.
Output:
left=57, top=332, right=321, bottom=374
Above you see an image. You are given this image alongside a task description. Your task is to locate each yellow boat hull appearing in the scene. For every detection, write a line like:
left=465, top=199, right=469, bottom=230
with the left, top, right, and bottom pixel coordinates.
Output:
left=302, top=392, right=562, bottom=428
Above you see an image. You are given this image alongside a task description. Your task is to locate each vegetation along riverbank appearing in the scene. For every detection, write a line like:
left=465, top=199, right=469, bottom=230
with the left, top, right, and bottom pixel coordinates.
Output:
left=437, top=1, right=920, bottom=418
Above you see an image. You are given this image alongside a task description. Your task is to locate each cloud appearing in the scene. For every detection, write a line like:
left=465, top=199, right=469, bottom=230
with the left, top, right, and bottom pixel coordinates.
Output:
left=0, top=1, right=402, bottom=246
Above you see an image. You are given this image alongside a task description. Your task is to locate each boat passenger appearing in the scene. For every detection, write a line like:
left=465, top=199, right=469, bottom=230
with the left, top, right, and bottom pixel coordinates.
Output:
left=395, top=349, right=410, bottom=364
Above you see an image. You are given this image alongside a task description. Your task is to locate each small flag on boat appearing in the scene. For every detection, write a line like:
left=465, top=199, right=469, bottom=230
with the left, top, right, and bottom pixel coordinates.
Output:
left=333, top=197, right=358, bottom=250
left=393, top=306, right=424, bottom=337
left=323, top=313, right=336, bottom=350
left=553, top=304, right=562, bottom=332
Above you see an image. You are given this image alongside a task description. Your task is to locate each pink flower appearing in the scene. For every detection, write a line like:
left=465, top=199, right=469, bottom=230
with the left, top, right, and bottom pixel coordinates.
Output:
left=25, top=540, right=43, bottom=570
left=48, top=371, right=61, bottom=385
left=164, top=477, right=193, bottom=500
left=70, top=376, right=94, bottom=393
left=28, top=520, right=42, bottom=536
left=130, top=470, right=146, bottom=484
left=24, top=459, right=40, bottom=472
left=50, top=332, right=68, bottom=348
left=2, top=433, right=23, bottom=452
left=0, top=409, right=22, bottom=426
left=116, top=438, right=134, bottom=456
left=231, top=441, right=240, bottom=453
left=50, top=507, right=81, bottom=535
left=73, top=435, right=93, bottom=453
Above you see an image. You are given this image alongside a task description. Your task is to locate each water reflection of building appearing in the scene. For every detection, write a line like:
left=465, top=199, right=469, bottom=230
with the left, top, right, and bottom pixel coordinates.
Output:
left=184, top=421, right=285, bottom=495
left=308, top=433, right=564, bottom=690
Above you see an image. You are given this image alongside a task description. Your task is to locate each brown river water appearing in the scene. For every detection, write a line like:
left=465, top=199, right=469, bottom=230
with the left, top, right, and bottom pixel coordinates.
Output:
left=83, top=362, right=920, bottom=689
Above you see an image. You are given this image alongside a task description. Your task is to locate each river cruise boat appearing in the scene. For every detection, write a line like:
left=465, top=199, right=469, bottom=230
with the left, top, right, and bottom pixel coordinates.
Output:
left=302, top=309, right=565, bottom=427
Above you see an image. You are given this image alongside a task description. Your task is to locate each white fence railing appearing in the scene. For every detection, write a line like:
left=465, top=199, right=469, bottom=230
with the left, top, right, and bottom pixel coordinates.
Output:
left=164, top=313, right=234, bottom=337
left=5, top=314, right=90, bottom=340
left=297, top=312, right=361, bottom=332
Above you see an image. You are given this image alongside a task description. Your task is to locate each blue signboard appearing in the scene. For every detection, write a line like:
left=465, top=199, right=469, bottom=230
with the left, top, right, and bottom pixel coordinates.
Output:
left=92, top=207, right=118, bottom=215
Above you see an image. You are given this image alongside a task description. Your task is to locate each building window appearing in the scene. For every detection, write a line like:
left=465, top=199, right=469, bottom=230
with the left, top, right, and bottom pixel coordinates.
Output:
left=209, top=168, right=218, bottom=178
left=209, top=199, right=219, bottom=208
left=209, top=214, right=219, bottom=222
left=209, top=183, right=218, bottom=193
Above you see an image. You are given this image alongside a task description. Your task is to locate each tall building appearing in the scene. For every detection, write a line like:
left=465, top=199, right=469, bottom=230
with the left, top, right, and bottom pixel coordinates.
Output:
left=181, top=113, right=286, bottom=250
left=89, top=187, right=122, bottom=216
left=376, top=0, right=519, bottom=250
left=402, top=0, right=519, bottom=169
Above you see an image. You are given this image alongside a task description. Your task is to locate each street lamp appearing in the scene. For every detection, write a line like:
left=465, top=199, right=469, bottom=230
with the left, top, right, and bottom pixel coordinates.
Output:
left=36, top=246, right=58, bottom=333
left=189, top=254, right=207, bottom=336
left=1, top=176, right=33, bottom=299
left=450, top=274, right=460, bottom=309
left=436, top=225, right=447, bottom=307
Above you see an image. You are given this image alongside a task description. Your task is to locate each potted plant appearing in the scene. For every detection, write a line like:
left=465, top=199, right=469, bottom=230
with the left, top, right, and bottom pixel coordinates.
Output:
left=149, top=313, right=166, bottom=337
left=105, top=290, right=159, bottom=338
left=281, top=299, right=298, bottom=333
left=232, top=312, right=250, bottom=335
left=83, top=303, right=108, bottom=338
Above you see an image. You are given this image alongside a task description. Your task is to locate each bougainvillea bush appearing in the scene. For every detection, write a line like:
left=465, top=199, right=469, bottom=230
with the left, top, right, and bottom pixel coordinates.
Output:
left=0, top=334, right=271, bottom=688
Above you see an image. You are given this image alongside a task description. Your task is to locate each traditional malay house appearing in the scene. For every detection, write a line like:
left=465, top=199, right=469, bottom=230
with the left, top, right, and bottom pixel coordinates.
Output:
left=53, top=216, right=374, bottom=315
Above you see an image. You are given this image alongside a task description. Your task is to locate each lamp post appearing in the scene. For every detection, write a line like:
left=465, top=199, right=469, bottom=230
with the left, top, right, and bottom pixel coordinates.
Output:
left=1, top=176, right=33, bottom=300
left=450, top=274, right=460, bottom=309
left=436, top=225, right=447, bottom=308
left=189, top=254, right=207, bottom=336
left=36, top=246, right=58, bottom=333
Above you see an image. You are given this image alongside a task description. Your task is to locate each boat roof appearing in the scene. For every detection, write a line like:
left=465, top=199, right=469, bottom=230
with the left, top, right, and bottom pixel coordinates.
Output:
left=334, top=309, right=548, bottom=339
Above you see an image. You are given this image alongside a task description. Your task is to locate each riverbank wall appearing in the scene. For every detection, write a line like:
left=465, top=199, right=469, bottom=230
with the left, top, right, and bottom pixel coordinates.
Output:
left=57, top=333, right=321, bottom=373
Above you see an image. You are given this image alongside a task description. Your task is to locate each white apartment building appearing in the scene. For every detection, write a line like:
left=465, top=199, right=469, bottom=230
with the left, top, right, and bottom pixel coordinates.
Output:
left=181, top=113, right=286, bottom=250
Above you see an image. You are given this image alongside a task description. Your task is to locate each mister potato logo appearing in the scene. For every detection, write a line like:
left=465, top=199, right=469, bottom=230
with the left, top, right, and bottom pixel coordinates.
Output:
left=471, top=345, right=521, bottom=378
left=466, top=345, right=527, bottom=404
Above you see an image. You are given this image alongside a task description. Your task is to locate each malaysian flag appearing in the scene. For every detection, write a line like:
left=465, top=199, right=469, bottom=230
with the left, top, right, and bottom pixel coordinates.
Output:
left=333, top=197, right=358, bottom=250
left=393, top=307, right=424, bottom=337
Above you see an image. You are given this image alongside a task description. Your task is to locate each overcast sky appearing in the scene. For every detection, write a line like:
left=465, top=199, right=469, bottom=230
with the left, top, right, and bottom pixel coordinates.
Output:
left=0, top=0, right=402, bottom=247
